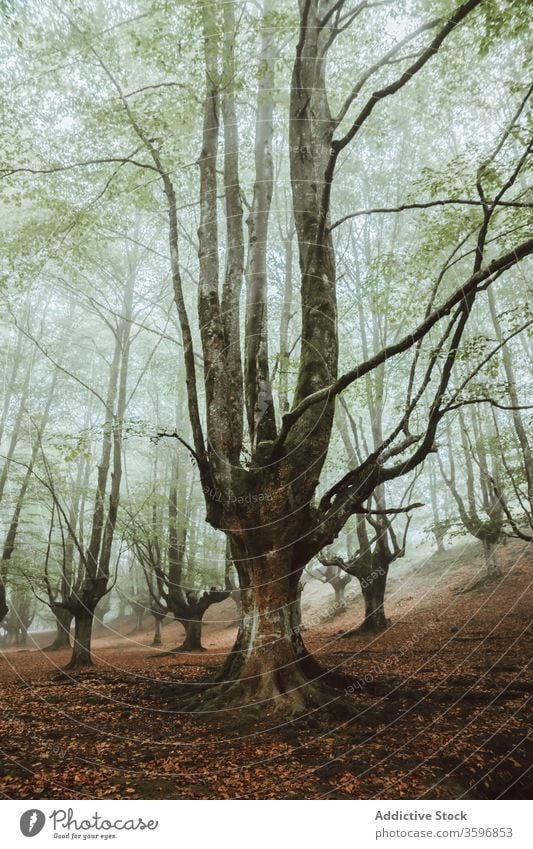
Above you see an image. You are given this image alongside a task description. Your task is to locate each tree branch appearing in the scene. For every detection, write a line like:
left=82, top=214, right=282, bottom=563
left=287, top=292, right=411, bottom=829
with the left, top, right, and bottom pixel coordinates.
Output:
left=271, top=235, right=533, bottom=455
left=333, top=0, right=483, bottom=152
left=359, top=502, right=424, bottom=515
left=329, top=196, right=532, bottom=232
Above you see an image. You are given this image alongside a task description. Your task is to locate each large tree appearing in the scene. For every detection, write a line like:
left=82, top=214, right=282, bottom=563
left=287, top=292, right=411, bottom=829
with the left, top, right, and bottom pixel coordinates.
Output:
left=164, top=0, right=532, bottom=711
left=1, top=0, right=531, bottom=712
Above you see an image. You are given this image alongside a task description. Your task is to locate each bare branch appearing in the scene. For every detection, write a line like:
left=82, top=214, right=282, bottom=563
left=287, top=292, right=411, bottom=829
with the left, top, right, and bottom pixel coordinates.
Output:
left=359, top=501, right=424, bottom=515
left=0, top=152, right=159, bottom=180
left=152, top=431, right=200, bottom=465
left=444, top=398, right=533, bottom=413
left=329, top=196, right=532, bottom=232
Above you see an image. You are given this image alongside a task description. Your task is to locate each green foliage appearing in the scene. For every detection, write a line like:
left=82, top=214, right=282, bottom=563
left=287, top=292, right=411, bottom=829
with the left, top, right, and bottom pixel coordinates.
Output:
left=479, top=0, right=532, bottom=56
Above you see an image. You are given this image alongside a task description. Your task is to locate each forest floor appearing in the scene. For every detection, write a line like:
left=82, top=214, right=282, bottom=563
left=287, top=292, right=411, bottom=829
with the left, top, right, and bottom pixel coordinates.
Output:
left=0, top=538, right=531, bottom=800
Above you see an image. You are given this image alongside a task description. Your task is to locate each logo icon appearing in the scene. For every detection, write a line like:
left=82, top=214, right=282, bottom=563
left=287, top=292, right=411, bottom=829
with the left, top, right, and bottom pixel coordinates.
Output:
left=20, top=810, right=46, bottom=837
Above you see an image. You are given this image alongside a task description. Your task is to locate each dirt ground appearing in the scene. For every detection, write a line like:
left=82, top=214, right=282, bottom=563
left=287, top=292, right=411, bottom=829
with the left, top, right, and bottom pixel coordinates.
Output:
left=0, top=538, right=531, bottom=799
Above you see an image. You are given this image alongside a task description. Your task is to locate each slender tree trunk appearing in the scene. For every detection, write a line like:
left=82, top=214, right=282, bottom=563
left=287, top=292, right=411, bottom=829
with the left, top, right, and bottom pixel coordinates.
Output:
left=434, top=528, right=446, bottom=554
left=0, top=313, right=28, bottom=446
left=488, top=288, right=533, bottom=513
left=151, top=613, right=163, bottom=647
left=0, top=565, right=8, bottom=622
left=244, top=0, right=277, bottom=445
left=278, top=228, right=294, bottom=415
left=220, top=0, right=245, bottom=457
left=429, top=458, right=446, bottom=552
left=0, top=372, right=57, bottom=625
left=65, top=266, right=134, bottom=669
left=0, top=347, right=37, bottom=504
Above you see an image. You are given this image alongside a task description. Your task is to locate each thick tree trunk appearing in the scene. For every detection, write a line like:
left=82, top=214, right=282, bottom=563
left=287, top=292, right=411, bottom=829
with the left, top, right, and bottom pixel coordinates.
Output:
left=45, top=606, right=72, bottom=650
left=177, top=617, right=204, bottom=652
left=483, top=539, right=501, bottom=579
left=278, top=229, right=294, bottom=415
left=356, top=567, right=390, bottom=633
left=65, top=607, right=94, bottom=669
left=193, top=546, right=342, bottom=714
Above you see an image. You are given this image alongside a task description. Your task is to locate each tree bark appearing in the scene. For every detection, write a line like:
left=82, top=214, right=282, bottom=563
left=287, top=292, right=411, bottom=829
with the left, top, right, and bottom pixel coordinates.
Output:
left=357, top=565, right=390, bottom=633
left=332, top=576, right=350, bottom=611
left=244, top=0, right=277, bottom=446
left=151, top=612, right=163, bottom=647
left=488, top=287, right=533, bottom=514
left=45, top=606, right=72, bottom=650
left=482, top=537, right=501, bottom=579
left=65, top=606, right=95, bottom=669
left=199, top=544, right=335, bottom=713
left=177, top=617, right=204, bottom=652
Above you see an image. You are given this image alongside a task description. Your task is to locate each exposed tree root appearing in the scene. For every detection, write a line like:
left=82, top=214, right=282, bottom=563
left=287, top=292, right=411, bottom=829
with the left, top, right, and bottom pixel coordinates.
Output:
left=63, top=658, right=93, bottom=671
left=174, top=644, right=207, bottom=654
left=169, top=654, right=356, bottom=720
left=148, top=643, right=207, bottom=658
left=52, top=668, right=99, bottom=683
